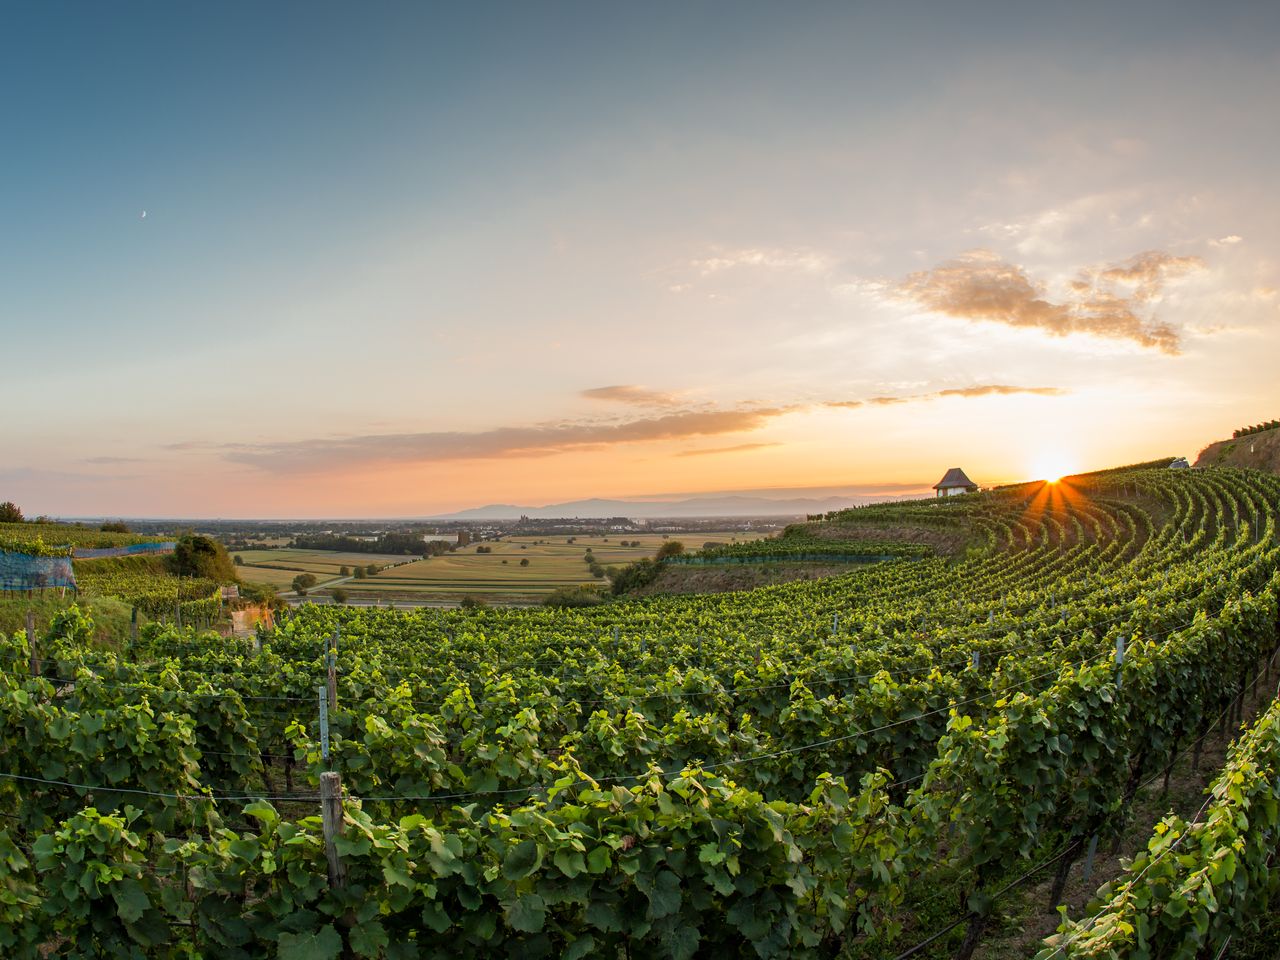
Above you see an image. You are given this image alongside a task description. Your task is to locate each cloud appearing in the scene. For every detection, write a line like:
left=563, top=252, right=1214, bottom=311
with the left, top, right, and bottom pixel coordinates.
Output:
left=223, top=383, right=1064, bottom=476
left=897, top=249, right=1204, bottom=354
left=228, top=407, right=791, bottom=474
left=1093, top=250, right=1204, bottom=302
left=81, top=456, right=147, bottom=465
left=674, top=442, right=781, bottom=458
left=580, top=385, right=680, bottom=407
left=827, top=383, right=1065, bottom=409
left=692, top=247, right=832, bottom=276
left=935, top=384, right=1065, bottom=399
left=161, top=440, right=235, bottom=451
left=1210, top=235, right=1243, bottom=247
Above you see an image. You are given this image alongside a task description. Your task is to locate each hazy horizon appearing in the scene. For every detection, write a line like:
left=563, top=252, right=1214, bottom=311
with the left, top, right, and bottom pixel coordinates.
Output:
left=4, top=2, right=1278, bottom=517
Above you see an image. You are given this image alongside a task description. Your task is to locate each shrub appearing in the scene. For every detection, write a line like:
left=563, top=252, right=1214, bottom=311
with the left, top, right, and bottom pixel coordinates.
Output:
left=542, top=585, right=608, bottom=608
left=655, top=540, right=685, bottom=560
left=169, top=534, right=237, bottom=583
left=609, top=557, right=662, bottom=595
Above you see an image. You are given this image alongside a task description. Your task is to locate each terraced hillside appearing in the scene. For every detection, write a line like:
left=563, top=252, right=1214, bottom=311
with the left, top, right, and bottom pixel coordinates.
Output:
left=0, top=465, right=1278, bottom=958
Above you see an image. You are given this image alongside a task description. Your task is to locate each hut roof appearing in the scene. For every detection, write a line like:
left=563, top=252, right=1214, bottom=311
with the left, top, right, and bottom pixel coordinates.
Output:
left=933, top=467, right=977, bottom=490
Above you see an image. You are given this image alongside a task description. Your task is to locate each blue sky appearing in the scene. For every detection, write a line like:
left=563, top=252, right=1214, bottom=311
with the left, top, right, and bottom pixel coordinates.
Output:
left=2, top=2, right=1278, bottom=516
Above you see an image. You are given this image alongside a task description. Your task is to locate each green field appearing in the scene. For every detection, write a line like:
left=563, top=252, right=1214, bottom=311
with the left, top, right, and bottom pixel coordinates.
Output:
left=336, top=531, right=768, bottom=601
left=232, top=548, right=415, bottom=589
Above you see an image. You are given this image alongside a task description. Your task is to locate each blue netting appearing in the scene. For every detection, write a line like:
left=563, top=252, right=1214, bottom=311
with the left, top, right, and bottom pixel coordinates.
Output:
left=0, top=549, right=76, bottom=591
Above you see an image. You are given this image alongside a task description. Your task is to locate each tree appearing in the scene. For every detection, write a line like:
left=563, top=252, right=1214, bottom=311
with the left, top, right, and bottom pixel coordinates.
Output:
left=233, top=555, right=244, bottom=566
left=354, top=567, right=368, bottom=579
left=339, top=565, right=350, bottom=577
left=0, top=502, right=23, bottom=523
left=365, top=564, right=378, bottom=576
left=459, top=595, right=486, bottom=610
left=520, top=558, right=530, bottom=567
left=292, top=573, right=318, bottom=595
left=169, top=534, right=238, bottom=582
left=656, top=540, right=685, bottom=560
left=100, top=521, right=130, bottom=533
left=331, top=587, right=348, bottom=604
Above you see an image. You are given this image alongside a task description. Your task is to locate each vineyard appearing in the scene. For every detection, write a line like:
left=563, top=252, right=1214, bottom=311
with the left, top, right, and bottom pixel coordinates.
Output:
left=1232, top=421, right=1279, bottom=440
left=72, top=556, right=223, bottom=624
left=0, top=522, right=167, bottom=556
left=1, top=465, right=1279, bottom=958
left=675, top=530, right=931, bottom=564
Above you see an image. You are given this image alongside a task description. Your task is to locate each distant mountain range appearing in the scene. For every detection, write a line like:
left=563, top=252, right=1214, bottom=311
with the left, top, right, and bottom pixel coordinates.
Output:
left=430, top=494, right=919, bottom=520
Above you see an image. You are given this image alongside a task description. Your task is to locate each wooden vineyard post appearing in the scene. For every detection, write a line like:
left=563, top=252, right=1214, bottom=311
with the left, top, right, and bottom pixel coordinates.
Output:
left=320, top=771, right=347, bottom=890
left=26, top=609, right=37, bottom=677
left=130, top=606, right=139, bottom=656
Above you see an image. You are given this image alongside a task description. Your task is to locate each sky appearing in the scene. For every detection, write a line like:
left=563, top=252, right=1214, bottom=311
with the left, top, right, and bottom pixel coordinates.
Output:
left=2, top=1, right=1278, bottom=518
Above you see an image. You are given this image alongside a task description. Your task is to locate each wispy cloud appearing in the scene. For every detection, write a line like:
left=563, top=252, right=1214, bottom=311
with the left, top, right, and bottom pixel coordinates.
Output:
left=898, top=249, right=1203, bottom=354
left=228, top=408, right=791, bottom=473
left=827, top=383, right=1065, bottom=409
left=674, top=442, right=781, bottom=458
left=81, top=456, right=147, bottom=465
left=936, top=384, right=1065, bottom=399
left=1091, top=250, right=1204, bottom=303
left=228, top=379, right=1073, bottom=475
left=692, top=247, right=832, bottom=276
left=580, top=385, right=680, bottom=407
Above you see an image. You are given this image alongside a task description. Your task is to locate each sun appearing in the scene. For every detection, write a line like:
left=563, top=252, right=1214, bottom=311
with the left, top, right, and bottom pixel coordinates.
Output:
left=1031, top=452, right=1077, bottom=484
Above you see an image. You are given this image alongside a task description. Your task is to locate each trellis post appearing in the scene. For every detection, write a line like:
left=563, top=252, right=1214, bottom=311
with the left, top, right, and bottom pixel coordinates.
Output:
left=320, top=771, right=347, bottom=889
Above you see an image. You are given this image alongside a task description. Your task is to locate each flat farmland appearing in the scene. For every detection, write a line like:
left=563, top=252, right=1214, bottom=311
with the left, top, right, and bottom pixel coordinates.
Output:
left=233, top=548, right=413, bottom=589
left=334, top=531, right=768, bottom=603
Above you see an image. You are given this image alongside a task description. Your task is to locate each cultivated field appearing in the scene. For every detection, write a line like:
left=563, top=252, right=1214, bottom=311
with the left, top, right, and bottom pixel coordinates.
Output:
left=232, top=548, right=415, bottom=589
left=334, top=531, right=769, bottom=602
